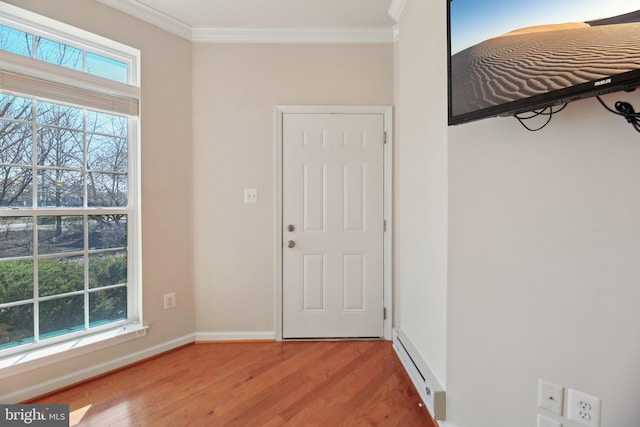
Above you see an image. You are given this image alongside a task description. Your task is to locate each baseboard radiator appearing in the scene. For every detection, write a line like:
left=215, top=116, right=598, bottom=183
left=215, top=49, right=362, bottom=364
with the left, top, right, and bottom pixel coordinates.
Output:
left=392, top=329, right=446, bottom=421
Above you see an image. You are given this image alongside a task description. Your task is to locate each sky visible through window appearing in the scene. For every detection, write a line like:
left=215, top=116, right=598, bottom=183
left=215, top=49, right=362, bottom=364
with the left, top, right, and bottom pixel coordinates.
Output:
left=0, top=24, right=128, bottom=83
left=451, top=0, right=640, bottom=54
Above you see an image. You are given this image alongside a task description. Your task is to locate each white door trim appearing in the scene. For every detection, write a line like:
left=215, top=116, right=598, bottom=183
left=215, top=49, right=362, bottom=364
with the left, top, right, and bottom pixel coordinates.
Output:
left=274, top=105, right=393, bottom=341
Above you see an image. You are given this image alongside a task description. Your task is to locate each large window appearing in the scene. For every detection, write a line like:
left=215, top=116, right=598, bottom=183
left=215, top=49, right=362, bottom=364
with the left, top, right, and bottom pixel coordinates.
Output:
left=0, top=4, right=140, bottom=356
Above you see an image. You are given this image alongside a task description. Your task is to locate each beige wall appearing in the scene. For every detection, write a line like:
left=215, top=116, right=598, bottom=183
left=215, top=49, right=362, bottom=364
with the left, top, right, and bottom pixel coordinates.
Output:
left=396, top=0, right=640, bottom=426
left=192, top=43, right=394, bottom=334
left=1, top=0, right=194, bottom=399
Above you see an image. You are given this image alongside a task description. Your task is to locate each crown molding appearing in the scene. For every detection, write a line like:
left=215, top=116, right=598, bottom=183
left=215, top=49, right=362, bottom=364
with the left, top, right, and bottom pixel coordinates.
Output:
left=97, top=0, right=395, bottom=44
left=388, top=0, right=408, bottom=23
left=96, top=0, right=192, bottom=40
left=192, top=27, right=394, bottom=44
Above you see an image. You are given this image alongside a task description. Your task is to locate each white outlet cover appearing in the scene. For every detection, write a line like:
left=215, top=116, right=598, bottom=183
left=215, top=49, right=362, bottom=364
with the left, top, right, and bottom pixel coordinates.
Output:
left=244, top=188, right=258, bottom=204
left=567, top=388, right=601, bottom=427
left=537, top=414, right=562, bottom=427
left=163, top=292, right=176, bottom=310
left=538, top=379, right=564, bottom=415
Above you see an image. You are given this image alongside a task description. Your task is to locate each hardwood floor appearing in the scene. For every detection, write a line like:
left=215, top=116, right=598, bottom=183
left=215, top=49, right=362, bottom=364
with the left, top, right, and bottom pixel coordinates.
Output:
left=29, top=340, right=437, bottom=426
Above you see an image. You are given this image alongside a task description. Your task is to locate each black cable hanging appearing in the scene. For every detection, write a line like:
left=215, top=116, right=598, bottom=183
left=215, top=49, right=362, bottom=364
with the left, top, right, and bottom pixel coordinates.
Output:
left=514, top=103, right=568, bottom=131
left=596, top=96, right=640, bottom=133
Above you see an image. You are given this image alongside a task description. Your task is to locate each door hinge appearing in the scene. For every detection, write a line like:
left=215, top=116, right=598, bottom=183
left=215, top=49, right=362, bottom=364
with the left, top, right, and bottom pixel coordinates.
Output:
left=383, top=307, right=387, bottom=320
left=383, top=219, right=387, bottom=232
left=383, top=132, right=387, bottom=144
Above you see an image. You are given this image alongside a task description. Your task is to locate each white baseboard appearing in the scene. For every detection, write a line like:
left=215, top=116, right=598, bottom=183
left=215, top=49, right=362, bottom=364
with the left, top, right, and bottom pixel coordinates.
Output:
left=195, top=331, right=276, bottom=341
left=2, top=333, right=195, bottom=403
left=392, top=329, right=446, bottom=421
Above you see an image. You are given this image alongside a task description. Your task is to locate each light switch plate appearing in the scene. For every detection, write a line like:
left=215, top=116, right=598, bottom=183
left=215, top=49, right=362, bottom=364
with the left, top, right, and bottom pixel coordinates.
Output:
left=538, top=379, right=564, bottom=415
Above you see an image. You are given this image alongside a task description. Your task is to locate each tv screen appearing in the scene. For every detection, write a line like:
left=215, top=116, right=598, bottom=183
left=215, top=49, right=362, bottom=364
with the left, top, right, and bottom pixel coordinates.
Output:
left=448, top=0, right=640, bottom=125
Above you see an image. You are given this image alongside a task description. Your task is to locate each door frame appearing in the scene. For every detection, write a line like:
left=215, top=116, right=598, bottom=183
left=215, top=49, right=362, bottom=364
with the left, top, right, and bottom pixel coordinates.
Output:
left=274, top=105, right=393, bottom=341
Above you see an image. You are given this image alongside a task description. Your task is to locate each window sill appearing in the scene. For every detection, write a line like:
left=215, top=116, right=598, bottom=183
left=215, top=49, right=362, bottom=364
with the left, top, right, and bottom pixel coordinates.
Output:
left=0, top=324, right=148, bottom=379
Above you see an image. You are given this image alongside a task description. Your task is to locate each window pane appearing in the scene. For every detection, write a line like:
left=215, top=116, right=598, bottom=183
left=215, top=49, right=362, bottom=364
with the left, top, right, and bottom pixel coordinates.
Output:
left=86, top=53, right=128, bottom=84
left=37, top=169, right=83, bottom=208
left=87, top=111, right=128, bottom=138
left=0, top=304, right=34, bottom=350
left=36, top=101, right=83, bottom=130
left=0, top=94, right=33, bottom=121
left=89, top=287, right=126, bottom=327
left=36, top=37, right=83, bottom=71
left=87, top=134, right=127, bottom=173
left=39, top=295, right=84, bottom=339
left=0, top=217, right=33, bottom=259
left=1, top=121, right=33, bottom=166
left=39, top=256, right=84, bottom=297
left=88, top=173, right=127, bottom=207
left=0, top=25, right=32, bottom=57
left=37, top=216, right=84, bottom=255
left=89, top=251, right=126, bottom=289
left=37, top=127, right=83, bottom=169
left=89, top=215, right=126, bottom=250
left=0, top=167, right=33, bottom=208
left=0, top=12, right=138, bottom=353
left=0, top=260, right=33, bottom=303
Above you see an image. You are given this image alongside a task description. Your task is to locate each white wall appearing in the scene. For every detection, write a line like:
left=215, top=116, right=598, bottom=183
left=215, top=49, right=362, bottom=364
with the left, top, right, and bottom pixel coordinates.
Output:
left=192, top=44, right=394, bottom=335
left=394, top=0, right=449, bottom=389
left=1, top=0, right=194, bottom=399
left=395, top=0, right=640, bottom=426
left=448, top=100, right=640, bottom=427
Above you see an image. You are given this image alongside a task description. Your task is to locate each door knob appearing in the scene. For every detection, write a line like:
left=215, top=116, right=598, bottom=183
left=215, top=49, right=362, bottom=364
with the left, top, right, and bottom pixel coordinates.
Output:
left=287, top=224, right=295, bottom=232
left=287, top=240, right=295, bottom=248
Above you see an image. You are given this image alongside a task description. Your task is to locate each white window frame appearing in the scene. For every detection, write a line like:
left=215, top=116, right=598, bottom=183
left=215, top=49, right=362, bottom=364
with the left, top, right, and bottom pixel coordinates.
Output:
left=0, top=3, right=144, bottom=376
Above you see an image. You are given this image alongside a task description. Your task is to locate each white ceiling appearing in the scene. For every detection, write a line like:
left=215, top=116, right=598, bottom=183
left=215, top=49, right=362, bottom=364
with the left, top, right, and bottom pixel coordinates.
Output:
left=137, top=0, right=395, bottom=28
left=97, top=0, right=403, bottom=43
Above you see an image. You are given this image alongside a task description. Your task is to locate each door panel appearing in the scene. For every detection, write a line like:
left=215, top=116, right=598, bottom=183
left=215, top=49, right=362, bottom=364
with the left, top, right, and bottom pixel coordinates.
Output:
left=282, top=113, right=384, bottom=338
left=303, top=253, right=326, bottom=311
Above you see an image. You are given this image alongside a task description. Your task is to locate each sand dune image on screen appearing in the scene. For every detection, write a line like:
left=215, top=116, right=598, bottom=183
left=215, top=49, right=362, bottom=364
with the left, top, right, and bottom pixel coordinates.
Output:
left=451, top=12, right=640, bottom=117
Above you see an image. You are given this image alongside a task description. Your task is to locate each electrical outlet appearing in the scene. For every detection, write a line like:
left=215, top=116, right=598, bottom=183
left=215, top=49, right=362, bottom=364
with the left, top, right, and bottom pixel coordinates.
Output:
left=537, top=414, right=562, bottom=427
left=538, top=379, right=564, bottom=415
left=567, top=388, right=601, bottom=427
left=163, top=292, right=176, bottom=310
left=244, top=188, right=258, bottom=204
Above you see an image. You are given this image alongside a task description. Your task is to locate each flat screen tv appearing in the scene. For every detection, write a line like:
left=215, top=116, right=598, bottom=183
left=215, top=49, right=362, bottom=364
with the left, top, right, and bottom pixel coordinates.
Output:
left=448, top=0, right=640, bottom=125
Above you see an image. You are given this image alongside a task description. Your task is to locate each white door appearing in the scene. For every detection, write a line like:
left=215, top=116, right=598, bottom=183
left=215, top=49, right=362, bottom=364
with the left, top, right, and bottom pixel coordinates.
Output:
left=282, top=113, right=385, bottom=338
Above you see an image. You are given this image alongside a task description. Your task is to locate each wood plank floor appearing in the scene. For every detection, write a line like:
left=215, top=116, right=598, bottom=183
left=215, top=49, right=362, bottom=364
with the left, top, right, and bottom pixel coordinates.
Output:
left=29, top=340, right=437, bottom=427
